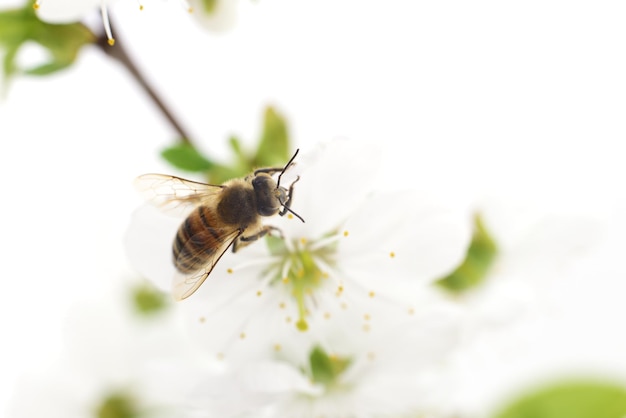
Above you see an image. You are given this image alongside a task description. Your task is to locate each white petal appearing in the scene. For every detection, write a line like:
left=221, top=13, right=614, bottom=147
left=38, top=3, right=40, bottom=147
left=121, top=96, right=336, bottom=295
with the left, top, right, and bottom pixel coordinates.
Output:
left=124, top=204, right=180, bottom=291
left=337, top=190, right=472, bottom=300
left=36, top=0, right=104, bottom=23
left=187, top=0, right=239, bottom=32
left=274, top=138, right=383, bottom=239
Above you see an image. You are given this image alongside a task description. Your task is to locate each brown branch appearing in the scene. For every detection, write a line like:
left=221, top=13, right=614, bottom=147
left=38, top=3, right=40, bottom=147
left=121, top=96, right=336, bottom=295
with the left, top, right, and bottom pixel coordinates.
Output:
left=94, top=25, right=195, bottom=146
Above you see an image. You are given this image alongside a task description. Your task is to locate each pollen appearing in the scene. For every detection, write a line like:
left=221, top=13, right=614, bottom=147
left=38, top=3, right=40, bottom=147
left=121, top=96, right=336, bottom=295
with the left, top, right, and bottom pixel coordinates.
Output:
left=368, top=291, right=375, bottom=298
left=300, top=237, right=307, bottom=245
left=363, top=324, right=371, bottom=332
left=286, top=316, right=292, bottom=323
left=107, top=38, right=116, bottom=46
left=343, top=230, right=349, bottom=237
left=239, top=332, right=246, bottom=340
left=389, top=251, right=396, bottom=258
left=364, top=314, right=371, bottom=321
left=324, top=312, right=331, bottom=319
left=282, top=277, right=289, bottom=284
left=341, top=302, right=348, bottom=310
left=279, top=302, right=286, bottom=309
left=33, top=1, right=40, bottom=10
left=408, top=307, right=415, bottom=315
left=139, top=4, right=144, bottom=10
left=256, top=290, right=262, bottom=297
left=198, top=316, right=206, bottom=323
left=227, top=268, right=233, bottom=274
left=274, top=344, right=282, bottom=352
left=288, top=214, right=294, bottom=219
left=322, top=272, right=329, bottom=279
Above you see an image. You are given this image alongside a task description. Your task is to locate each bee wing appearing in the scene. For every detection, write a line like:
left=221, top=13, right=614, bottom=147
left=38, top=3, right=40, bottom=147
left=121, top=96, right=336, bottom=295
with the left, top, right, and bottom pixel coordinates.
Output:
left=172, top=227, right=243, bottom=301
left=134, top=173, right=224, bottom=216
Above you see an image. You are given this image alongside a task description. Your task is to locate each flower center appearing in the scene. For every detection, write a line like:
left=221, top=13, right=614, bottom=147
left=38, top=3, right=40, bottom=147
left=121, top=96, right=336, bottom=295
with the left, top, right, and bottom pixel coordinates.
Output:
left=95, top=392, right=138, bottom=418
left=265, top=233, right=341, bottom=332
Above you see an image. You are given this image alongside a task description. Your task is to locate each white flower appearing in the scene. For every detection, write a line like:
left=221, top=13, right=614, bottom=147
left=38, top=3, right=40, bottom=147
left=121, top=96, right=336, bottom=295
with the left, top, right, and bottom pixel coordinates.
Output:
left=34, top=0, right=119, bottom=45
left=125, top=139, right=472, bottom=363
left=187, top=0, right=239, bottom=32
left=441, top=200, right=604, bottom=417
left=184, top=290, right=463, bottom=418
left=8, top=279, right=204, bottom=418
left=34, top=0, right=239, bottom=46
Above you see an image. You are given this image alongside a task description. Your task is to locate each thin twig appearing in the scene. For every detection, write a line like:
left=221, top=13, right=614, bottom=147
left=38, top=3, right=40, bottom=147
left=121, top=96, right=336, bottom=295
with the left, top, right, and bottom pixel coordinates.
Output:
left=94, top=24, right=195, bottom=146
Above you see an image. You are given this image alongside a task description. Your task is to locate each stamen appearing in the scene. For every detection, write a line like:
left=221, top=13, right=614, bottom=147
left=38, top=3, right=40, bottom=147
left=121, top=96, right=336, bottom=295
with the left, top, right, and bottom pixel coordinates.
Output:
left=100, top=2, right=115, bottom=46
left=308, top=232, right=344, bottom=252
left=33, top=0, right=40, bottom=10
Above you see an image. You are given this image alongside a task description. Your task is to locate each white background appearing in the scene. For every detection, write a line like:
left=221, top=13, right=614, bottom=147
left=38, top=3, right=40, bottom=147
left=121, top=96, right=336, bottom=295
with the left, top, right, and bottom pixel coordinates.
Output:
left=1, top=0, right=626, bottom=416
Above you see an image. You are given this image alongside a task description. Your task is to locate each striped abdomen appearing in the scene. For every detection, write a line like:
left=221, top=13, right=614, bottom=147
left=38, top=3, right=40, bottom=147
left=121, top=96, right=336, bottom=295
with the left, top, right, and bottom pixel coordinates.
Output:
left=173, top=206, right=231, bottom=274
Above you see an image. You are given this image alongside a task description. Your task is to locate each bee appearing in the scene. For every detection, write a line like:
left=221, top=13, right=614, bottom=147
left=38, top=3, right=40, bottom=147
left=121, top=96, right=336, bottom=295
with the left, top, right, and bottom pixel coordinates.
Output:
left=135, top=149, right=304, bottom=301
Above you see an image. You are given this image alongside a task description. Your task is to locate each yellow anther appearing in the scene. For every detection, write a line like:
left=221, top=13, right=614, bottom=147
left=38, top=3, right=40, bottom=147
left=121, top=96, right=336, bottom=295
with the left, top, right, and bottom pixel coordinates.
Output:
left=279, top=302, right=286, bottom=309
left=364, top=314, right=371, bottom=321
left=363, top=324, right=371, bottom=332
left=139, top=4, right=144, bottom=10
left=300, top=237, right=307, bottom=245
left=274, top=344, right=282, bottom=351
left=107, top=38, right=116, bottom=46
left=286, top=316, right=292, bottom=323
left=198, top=316, right=206, bottom=323
left=341, top=302, right=348, bottom=310
left=408, top=307, right=415, bottom=315
left=296, top=319, right=309, bottom=331
left=227, top=268, right=233, bottom=274
left=389, top=251, right=396, bottom=258
left=256, top=290, right=262, bottom=297
left=343, top=230, right=349, bottom=237
left=368, top=291, right=375, bottom=298
left=239, top=332, right=246, bottom=339
left=288, top=214, right=294, bottom=219
left=282, top=277, right=289, bottom=284
left=324, top=312, right=331, bottom=319
left=33, top=1, right=40, bottom=10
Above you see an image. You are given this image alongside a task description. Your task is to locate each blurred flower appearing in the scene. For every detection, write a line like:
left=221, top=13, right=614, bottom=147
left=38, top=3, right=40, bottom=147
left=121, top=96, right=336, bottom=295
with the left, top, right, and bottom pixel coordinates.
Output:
left=34, top=0, right=118, bottom=45
left=125, top=139, right=472, bottom=363
left=34, top=0, right=239, bottom=45
left=184, top=290, right=463, bottom=418
left=440, top=200, right=605, bottom=417
left=8, top=279, right=203, bottom=418
left=187, top=0, right=239, bottom=32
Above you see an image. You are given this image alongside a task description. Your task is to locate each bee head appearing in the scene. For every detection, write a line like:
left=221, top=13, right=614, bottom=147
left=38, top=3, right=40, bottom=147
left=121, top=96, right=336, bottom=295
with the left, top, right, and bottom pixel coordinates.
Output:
left=252, top=174, right=281, bottom=216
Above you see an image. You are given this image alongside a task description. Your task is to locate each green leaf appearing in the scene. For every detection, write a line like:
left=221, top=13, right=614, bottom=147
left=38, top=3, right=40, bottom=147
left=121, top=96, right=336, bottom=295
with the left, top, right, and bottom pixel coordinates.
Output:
left=254, top=106, right=291, bottom=168
left=0, top=3, right=95, bottom=85
left=160, top=143, right=216, bottom=172
left=493, top=379, right=626, bottom=418
left=309, top=345, right=351, bottom=386
left=437, top=214, right=497, bottom=293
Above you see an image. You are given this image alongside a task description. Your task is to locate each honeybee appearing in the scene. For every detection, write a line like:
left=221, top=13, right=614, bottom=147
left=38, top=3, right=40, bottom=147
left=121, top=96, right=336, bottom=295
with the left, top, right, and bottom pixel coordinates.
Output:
left=135, top=149, right=304, bottom=300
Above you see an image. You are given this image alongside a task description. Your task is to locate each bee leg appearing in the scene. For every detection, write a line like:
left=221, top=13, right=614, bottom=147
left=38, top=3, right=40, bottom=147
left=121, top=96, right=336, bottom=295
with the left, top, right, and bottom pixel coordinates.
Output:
left=279, top=176, right=301, bottom=216
left=233, top=225, right=283, bottom=252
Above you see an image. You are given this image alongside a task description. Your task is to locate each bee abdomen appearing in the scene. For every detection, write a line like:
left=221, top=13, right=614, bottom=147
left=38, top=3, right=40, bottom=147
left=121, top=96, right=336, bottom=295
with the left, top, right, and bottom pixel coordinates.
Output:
left=173, top=206, right=223, bottom=273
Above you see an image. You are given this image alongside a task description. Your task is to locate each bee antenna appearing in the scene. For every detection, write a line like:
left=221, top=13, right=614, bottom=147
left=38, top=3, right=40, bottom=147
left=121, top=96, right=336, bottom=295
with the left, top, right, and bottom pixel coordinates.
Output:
left=277, top=148, right=300, bottom=189
left=285, top=206, right=305, bottom=223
